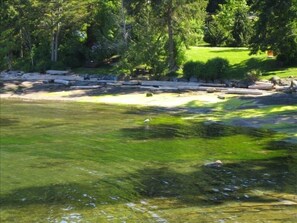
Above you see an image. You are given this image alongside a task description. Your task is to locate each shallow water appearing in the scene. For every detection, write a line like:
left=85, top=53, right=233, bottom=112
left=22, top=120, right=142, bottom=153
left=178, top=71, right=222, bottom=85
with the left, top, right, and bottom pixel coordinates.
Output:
left=0, top=99, right=296, bottom=222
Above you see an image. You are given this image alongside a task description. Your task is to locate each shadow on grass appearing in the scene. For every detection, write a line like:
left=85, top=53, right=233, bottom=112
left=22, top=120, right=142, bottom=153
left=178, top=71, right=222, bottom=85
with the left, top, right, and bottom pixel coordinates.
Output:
left=209, top=48, right=250, bottom=53
left=227, top=58, right=279, bottom=79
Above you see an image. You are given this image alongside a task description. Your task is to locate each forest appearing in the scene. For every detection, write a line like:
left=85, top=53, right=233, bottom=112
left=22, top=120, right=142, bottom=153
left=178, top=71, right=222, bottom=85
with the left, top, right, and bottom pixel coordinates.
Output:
left=1, top=0, right=297, bottom=76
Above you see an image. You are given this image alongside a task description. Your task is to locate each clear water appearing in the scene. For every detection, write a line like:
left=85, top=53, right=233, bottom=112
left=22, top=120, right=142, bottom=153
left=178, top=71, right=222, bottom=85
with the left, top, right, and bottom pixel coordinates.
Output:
left=0, top=99, right=296, bottom=222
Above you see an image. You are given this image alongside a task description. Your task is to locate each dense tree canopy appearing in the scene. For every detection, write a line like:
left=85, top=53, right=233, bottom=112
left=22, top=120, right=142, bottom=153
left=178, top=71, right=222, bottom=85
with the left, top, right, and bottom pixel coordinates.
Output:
left=249, top=0, right=297, bottom=65
left=0, top=0, right=296, bottom=73
left=204, top=0, right=253, bottom=46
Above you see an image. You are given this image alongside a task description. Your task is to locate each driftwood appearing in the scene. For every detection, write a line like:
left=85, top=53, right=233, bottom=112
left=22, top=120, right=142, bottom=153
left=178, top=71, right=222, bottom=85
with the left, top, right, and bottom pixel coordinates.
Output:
left=70, top=85, right=102, bottom=89
left=122, top=81, right=141, bottom=86
left=200, top=83, right=226, bottom=87
left=226, top=88, right=263, bottom=95
left=46, top=70, right=69, bottom=75
left=248, top=83, right=274, bottom=90
left=275, top=86, right=290, bottom=91
left=54, top=79, right=70, bottom=86
left=141, top=81, right=199, bottom=88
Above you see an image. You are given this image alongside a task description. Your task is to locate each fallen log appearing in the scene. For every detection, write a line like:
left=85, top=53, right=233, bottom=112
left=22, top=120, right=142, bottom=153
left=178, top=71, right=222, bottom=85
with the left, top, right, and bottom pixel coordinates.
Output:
left=248, top=83, right=274, bottom=90
left=226, top=88, right=263, bottom=95
left=70, top=85, right=102, bottom=89
left=200, top=83, right=226, bottom=87
left=46, top=70, right=69, bottom=75
left=141, top=81, right=199, bottom=88
left=122, top=81, right=141, bottom=85
left=275, top=86, right=290, bottom=91
left=54, top=79, right=70, bottom=86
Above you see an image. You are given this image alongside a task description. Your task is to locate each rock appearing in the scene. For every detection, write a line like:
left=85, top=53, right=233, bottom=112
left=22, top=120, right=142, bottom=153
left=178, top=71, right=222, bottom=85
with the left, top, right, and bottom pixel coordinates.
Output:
left=218, top=95, right=225, bottom=100
left=204, top=160, right=223, bottom=168
left=206, top=87, right=216, bottom=93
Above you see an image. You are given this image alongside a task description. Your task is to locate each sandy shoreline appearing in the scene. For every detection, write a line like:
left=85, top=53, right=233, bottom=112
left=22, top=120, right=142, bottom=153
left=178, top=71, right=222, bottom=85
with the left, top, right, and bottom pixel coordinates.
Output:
left=1, top=80, right=297, bottom=143
left=0, top=90, right=226, bottom=107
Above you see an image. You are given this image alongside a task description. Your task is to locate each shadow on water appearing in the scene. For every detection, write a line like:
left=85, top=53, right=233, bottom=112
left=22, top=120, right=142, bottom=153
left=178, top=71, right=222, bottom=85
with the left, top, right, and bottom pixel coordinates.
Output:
left=130, top=155, right=297, bottom=205
left=0, top=118, right=19, bottom=127
left=120, top=122, right=275, bottom=140
left=1, top=153, right=296, bottom=210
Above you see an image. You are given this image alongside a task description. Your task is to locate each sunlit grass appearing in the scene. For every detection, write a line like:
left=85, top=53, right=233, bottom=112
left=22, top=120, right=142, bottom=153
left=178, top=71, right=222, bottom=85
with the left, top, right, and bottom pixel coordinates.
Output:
left=185, top=47, right=297, bottom=79
left=72, top=47, right=297, bottom=80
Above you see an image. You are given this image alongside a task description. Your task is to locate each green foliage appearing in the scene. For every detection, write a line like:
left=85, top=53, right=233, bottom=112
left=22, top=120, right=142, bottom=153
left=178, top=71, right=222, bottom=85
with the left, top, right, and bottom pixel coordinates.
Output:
left=204, top=18, right=229, bottom=46
left=204, top=57, right=230, bottom=81
left=183, top=61, right=205, bottom=80
left=250, top=0, right=297, bottom=65
left=183, top=57, right=230, bottom=81
left=122, top=0, right=207, bottom=75
left=204, top=0, right=253, bottom=47
left=244, top=69, right=262, bottom=83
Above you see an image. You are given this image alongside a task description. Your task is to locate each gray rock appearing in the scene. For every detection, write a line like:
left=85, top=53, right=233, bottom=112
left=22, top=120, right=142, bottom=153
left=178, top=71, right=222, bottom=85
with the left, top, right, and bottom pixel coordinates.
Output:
left=206, top=87, right=216, bottom=93
left=204, top=160, right=223, bottom=168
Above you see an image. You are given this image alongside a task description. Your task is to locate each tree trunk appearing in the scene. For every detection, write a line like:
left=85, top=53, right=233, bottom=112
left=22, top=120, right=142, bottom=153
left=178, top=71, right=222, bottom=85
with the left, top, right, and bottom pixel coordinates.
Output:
left=51, top=31, right=55, bottom=62
left=54, top=31, right=59, bottom=62
left=20, top=29, right=24, bottom=58
left=51, top=25, right=60, bottom=62
left=121, top=0, right=127, bottom=46
left=167, top=1, right=176, bottom=73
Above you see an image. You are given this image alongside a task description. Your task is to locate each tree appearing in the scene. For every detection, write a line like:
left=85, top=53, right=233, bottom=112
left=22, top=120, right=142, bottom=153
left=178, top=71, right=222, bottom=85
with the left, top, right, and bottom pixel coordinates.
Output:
left=123, top=0, right=207, bottom=74
left=0, top=0, right=39, bottom=70
left=83, top=0, right=123, bottom=63
left=36, top=0, right=91, bottom=63
left=204, top=0, right=253, bottom=46
left=250, top=0, right=297, bottom=65
left=206, top=0, right=226, bottom=13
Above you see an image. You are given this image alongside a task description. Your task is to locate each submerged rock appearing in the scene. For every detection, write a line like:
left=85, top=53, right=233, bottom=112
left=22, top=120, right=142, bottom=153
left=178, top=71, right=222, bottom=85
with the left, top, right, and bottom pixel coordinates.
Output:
left=204, top=160, right=223, bottom=168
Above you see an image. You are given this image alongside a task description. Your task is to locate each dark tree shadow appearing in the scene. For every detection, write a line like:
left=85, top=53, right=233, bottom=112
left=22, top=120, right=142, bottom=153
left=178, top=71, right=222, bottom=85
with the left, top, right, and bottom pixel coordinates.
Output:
left=120, top=122, right=275, bottom=140
left=130, top=155, right=297, bottom=206
left=0, top=118, right=20, bottom=127
left=0, top=146, right=296, bottom=210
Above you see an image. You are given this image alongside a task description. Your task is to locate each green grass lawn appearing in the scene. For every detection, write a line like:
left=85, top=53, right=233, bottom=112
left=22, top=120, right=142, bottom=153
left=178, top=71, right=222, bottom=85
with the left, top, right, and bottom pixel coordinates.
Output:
left=185, top=47, right=297, bottom=79
left=72, top=47, right=297, bottom=80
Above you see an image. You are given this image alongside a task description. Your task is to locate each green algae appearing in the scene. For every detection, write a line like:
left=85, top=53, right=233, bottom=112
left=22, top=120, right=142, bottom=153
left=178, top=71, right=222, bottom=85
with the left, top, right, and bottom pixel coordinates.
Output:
left=0, top=99, right=296, bottom=222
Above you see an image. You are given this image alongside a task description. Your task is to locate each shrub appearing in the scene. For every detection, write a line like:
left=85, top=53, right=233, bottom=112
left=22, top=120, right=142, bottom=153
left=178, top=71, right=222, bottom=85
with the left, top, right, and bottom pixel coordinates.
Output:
left=244, top=69, right=262, bottom=83
left=204, top=57, right=229, bottom=81
left=183, top=61, right=205, bottom=80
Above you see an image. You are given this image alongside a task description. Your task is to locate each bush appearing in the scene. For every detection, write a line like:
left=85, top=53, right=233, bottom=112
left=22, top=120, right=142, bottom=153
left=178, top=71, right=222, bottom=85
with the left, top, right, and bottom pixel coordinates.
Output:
left=244, top=69, right=262, bottom=83
left=183, top=61, right=205, bottom=80
left=35, top=60, right=51, bottom=73
left=204, top=57, right=229, bottom=81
